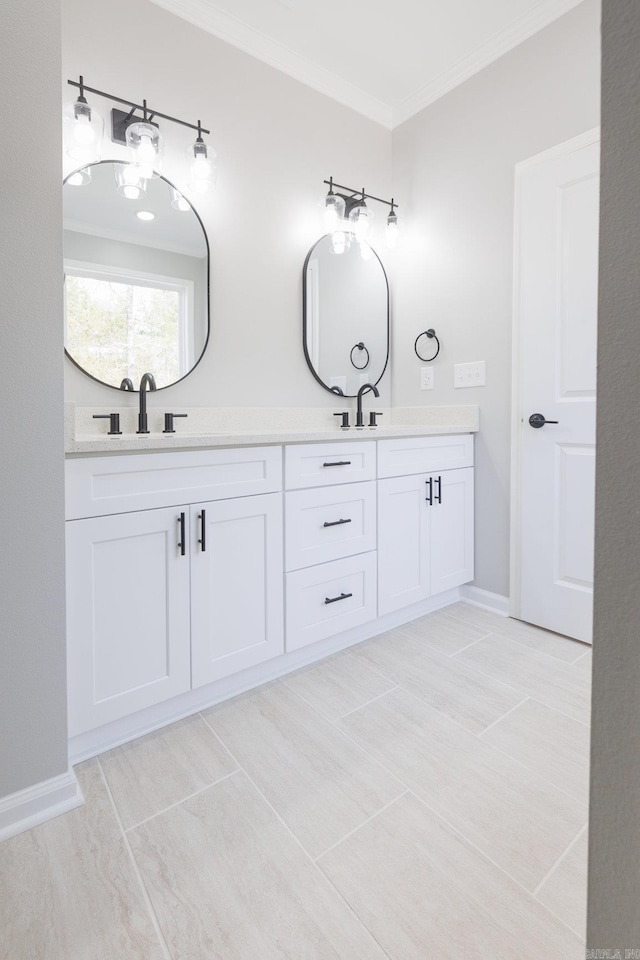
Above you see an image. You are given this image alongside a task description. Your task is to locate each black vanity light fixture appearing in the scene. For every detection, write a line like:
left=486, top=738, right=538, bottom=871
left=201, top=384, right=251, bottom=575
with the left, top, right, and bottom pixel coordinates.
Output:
left=322, top=177, right=399, bottom=256
left=64, top=76, right=217, bottom=196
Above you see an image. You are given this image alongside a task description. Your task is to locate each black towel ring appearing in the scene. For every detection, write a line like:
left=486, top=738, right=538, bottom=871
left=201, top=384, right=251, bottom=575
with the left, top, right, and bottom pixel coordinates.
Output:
left=350, top=342, right=370, bottom=370
left=414, top=329, right=440, bottom=362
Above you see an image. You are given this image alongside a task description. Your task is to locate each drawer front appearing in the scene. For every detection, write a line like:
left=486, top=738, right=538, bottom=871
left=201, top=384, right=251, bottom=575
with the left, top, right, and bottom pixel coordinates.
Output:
left=285, top=441, right=376, bottom=490
left=377, top=434, right=474, bottom=479
left=66, top=446, right=283, bottom=519
left=285, top=481, right=376, bottom=571
left=286, top=552, right=377, bottom=651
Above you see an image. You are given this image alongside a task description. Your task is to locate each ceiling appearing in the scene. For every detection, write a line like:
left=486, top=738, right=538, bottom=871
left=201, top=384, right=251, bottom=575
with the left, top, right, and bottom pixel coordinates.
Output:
left=149, top=0, right=584, bottom=128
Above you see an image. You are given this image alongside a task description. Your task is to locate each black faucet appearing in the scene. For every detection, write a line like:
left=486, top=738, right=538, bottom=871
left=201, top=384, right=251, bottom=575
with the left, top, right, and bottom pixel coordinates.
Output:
left=120, top=377, right=134, bottom=391
left=137, top=372, right=157, bottom=434
left=355, top=383, right=380, bottom=428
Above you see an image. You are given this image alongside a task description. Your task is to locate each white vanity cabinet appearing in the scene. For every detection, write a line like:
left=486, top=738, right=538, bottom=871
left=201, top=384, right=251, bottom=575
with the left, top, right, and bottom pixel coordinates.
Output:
left=65, top=432, right=475, bottom=750
left=66, top=506, right=192, bottom=736
left=284, top=440, right=378, bottom=651
left=190, top=493, right=283, bottom=688
left=65, top=448, right=284, bottom=737
left=377, top=437, right=475, bottom=616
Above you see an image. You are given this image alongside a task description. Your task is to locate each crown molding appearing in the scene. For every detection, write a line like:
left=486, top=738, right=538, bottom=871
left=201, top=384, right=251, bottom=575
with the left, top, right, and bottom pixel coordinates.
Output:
left=392, top=0, right=586, bottom=126
left=149, top=0, right=393, bottom=128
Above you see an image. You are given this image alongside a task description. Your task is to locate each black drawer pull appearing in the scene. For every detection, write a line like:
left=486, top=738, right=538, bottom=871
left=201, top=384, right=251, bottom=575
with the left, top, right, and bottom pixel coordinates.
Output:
left=323, top=518, right=352, bottom=528
left=177, top=512, right=186, bottom=556
left=426, top=477, right=433, bottom=505
left=322, top=460, right=352, bottom=467
left=435, top=476, right=442, bottom=504
left=324, top=592, right=353, bottom=605
left=198, top=509, right=206, bottom=552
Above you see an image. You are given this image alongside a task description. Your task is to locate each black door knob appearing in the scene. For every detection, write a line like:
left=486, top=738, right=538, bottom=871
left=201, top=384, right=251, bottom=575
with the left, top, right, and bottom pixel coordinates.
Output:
left=529, top=413, right=560, bottom=428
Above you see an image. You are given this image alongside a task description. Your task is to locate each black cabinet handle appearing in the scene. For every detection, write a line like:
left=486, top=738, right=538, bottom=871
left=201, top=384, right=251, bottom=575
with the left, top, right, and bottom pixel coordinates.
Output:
left=529, top=413, right=559, bottom=428
left=323, top=460, right=352, bottom=467
left=198, top=509, right=206, bottom=552
left=177, top=512, right=186, bottom=556
left=324, top=592, right=353, bottom=605
left=323, top=518, right=352, bottom=528
left=426, top=477, right=433, bottom=505
left=435, top=476, right=442, bottom=504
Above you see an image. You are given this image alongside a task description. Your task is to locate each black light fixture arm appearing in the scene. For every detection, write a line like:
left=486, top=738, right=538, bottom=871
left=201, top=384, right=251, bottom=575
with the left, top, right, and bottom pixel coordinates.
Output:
left=323, top=178, right=398, bottom=211
left=67, top=77, right=210, bottom=136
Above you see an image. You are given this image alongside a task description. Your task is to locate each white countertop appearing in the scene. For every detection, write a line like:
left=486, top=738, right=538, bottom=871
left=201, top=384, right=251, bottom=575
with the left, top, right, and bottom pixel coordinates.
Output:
left=65, top=404, right=479, bottom=455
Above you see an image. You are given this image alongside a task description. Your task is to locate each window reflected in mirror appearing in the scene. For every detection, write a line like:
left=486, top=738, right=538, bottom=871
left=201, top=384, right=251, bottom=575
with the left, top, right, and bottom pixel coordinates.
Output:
left=63, top=161, right=209, bottom=390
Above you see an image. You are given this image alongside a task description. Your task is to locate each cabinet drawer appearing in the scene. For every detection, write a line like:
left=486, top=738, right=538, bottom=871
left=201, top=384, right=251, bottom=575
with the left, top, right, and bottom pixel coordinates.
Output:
left=66, top=446, right=283, bottom=519
left=377, top=434, right=474, bottom=479
left=286, top=553, right=377, bottom=651
left=285, top=441, right=376, bottom=489
left=285, top=481, right=376, bottom=571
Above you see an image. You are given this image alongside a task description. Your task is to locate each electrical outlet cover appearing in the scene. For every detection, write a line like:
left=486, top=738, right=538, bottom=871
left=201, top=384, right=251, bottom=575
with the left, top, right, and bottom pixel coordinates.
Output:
left=421, top=367, right=433, bottom=390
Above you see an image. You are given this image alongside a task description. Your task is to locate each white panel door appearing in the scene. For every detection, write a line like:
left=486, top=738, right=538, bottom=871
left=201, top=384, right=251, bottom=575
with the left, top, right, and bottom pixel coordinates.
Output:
left=378, top=474, right=430, bottom=616
left=429, top=467, right=475, bottom=596
left=66, top=507, right=191, bottom=736
left=514, top=132, right=599, bottom=642
left=190, top=493, right=284, bottom=686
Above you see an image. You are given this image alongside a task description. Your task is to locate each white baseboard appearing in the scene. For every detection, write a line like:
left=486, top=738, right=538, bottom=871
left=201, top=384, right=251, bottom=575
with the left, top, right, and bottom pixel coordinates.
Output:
left=459, top=584, right=510, bottom=616
left=69, top=588, right=461, bottom=764
left=0, top=770, right=84, bottom=843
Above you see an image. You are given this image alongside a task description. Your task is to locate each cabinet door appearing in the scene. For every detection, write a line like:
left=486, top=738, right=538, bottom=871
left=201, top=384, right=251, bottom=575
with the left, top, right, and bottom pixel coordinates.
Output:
left=66, top=507, right=191, bottom=737
left=378, top=474, right=431, bottom=616
left=429, top=467, right=475, bottom=595
left=191, top=493, right=284, bottom=686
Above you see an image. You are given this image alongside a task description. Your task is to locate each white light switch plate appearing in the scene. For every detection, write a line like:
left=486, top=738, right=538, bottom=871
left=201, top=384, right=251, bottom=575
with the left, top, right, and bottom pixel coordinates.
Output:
left=454, top=361, right=486, bottom=388
left=420, top=367, right=433, bottom=390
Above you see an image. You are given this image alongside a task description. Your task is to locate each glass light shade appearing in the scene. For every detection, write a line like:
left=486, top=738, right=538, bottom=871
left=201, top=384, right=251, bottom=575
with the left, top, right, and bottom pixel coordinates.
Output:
left=126, top=121, right=163, bottom=178
left=170, top=188, right=191, bottom=212
left=324, top=192, right=345, bottom=233
left=114, top=163, right=147, bottom=200
left=187, top=139, right=218, bottom=195
left=63, top=98, right=103, bottom=164
left=386, top=211, right=399, bottom=248
left=359, top=240, right=374, bottom=261
left=331, top=230, right=347, bottom=255
left=66, top=167, right=92, bottom=187
left=349, top=202, right=375, bottom=242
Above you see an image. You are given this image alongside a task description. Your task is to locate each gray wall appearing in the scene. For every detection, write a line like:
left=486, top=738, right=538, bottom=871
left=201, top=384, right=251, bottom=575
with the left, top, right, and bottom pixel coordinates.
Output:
left=0, top=0, right=68, bottom=795
left=391, top=0, right=601, bottom=597
left=587, top=0, right=640, bottom=948
left=62, top=0, right=392, bottom=408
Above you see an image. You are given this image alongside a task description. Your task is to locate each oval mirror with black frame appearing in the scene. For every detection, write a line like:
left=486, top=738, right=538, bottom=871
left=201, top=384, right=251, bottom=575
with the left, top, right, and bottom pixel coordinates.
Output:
left=303, top=235, right=389, bottom=397
left=63, top=160, right=210, bottom=391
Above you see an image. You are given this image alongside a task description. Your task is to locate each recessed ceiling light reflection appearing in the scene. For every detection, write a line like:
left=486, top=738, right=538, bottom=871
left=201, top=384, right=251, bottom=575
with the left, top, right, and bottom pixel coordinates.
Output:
left=136, top=210, right=155, bottom=221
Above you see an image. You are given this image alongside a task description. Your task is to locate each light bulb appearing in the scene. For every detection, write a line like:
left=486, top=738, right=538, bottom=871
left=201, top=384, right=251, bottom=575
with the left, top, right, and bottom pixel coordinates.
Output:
left=349, top=201, right=375, bottom=242
left=126, top=120, right=163, bottom=177
left=187, top=137, right=217, bottom=195
left=66, top=167, right=91, bottom=186
left=63, top=96, right=103, bottom=164
left=386, top=206, right=398, bottom=248
left=359, top=240, right=374, bottom=261
left=114, top=163, right=147, bottom=200
left=324, top=191, right=345, bottom=233
left=170, top=188, right=190, bottom=212
left=331, top=231, right=347, bottom=255
left=137, top=135, right=156, bottom=164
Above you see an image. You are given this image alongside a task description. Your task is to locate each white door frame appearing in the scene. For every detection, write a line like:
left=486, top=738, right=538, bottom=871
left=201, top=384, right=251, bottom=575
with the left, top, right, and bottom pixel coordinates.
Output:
left=509, top=127, right=600, bottom=619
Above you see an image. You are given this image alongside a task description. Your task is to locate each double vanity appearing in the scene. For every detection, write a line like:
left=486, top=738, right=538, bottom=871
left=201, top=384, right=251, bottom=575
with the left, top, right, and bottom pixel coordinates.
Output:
left=64, top=406, right=478, bottom=760
left=62, top=157, right=478, bottom=762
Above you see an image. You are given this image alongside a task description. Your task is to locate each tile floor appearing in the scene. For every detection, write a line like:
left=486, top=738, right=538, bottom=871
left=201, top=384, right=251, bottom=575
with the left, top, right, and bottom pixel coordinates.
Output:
left=0, top=602, right=592, bottom=959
